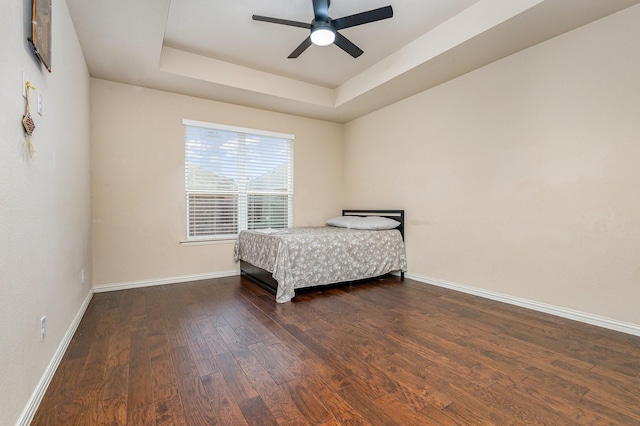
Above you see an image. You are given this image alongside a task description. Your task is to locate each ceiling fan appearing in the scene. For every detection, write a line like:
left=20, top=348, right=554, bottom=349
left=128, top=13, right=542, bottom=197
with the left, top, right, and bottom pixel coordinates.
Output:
left=252, top=0, right=393, bottom=59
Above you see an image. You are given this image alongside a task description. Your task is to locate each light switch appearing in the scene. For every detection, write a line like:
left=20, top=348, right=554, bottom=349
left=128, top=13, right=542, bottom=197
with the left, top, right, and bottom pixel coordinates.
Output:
left=37, top=92, right=43, bottom=115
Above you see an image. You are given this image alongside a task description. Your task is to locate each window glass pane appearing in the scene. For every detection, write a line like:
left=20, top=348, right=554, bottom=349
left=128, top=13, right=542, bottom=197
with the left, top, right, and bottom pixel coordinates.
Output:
left=248, top=194, right=289, bottom=229
left=247, top=163, right=290, bottom=193
left=187, top=194, right=238, bottom=236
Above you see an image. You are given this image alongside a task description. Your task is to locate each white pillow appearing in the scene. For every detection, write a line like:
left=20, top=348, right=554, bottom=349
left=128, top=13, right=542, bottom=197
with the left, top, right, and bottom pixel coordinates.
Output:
left=326, top=215, right=400, bottom=230
left=326, top=216, right=360, bottom=228
left=350, top=216, right=401, bottom=230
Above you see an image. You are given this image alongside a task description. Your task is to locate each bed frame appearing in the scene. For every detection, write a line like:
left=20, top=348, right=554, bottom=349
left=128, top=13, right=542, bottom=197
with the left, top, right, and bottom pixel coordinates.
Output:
left=240, top=209, right=405, bottom=295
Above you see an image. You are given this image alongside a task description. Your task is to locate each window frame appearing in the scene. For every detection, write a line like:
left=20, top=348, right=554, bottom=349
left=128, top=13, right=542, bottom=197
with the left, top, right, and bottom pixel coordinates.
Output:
left=182, top=119, right=294, bottom=242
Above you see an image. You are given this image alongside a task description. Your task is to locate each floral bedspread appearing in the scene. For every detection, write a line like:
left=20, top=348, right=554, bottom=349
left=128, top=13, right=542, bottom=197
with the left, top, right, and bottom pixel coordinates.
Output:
left=234, top=226, right=407, bottom=303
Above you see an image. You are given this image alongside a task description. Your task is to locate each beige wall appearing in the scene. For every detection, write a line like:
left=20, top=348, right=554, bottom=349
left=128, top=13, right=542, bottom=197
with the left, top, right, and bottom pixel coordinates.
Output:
left=344, top=5, right=640, bottom=326
left=91, top=79, right=344, bottom=286
left=0, top=0, right=91, bottom=423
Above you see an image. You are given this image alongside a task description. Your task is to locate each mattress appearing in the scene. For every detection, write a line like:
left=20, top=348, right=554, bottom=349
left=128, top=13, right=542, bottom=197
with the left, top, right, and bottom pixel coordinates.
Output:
left=234, top=226, right=407, bottom=302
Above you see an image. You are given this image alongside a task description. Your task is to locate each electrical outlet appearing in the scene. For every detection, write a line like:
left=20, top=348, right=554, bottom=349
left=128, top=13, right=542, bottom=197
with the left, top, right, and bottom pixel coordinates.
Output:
left=40, top=316, right=46, bottom=341
left=37, top=91, right=43, bottom=115
left=81, top=269, right=85, bottom=285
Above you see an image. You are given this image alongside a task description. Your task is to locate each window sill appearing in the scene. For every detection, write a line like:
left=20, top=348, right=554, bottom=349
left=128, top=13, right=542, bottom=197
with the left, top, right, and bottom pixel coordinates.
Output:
left=180, top=238, right=236, bottom=246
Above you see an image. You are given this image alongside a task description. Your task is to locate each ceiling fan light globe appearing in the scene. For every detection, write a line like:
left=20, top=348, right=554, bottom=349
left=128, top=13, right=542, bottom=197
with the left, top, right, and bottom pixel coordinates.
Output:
left=310, top=27, right=335, bottom=46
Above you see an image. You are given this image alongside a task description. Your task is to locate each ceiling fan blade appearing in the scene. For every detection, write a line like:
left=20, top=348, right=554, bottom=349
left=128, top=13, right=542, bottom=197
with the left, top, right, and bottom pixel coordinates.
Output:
left=312, top=0, right=329, bottom=21
left=288, top=36, right=313, bottom=58
left=332, top=5, right=393, bottom=30
left=252, top=15, right=311, bottom=29
left=333, top=32, right=363, bottom=58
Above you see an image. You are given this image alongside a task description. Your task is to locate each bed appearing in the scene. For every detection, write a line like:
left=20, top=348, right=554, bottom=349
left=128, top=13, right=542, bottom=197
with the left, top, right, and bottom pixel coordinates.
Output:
left=233, top=209, right=407, bottom=303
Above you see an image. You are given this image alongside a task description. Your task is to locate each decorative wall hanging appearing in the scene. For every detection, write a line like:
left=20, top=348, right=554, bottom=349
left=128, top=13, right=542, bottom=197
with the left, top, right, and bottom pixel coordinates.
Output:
left=29, top=0, right=52, bottom=72
left=23, top=81, right=37, bottom=157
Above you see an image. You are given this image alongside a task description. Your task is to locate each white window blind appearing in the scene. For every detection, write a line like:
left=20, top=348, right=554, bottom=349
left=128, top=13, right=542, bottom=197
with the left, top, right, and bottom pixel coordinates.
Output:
left=183, top=119, right=294, bottom=240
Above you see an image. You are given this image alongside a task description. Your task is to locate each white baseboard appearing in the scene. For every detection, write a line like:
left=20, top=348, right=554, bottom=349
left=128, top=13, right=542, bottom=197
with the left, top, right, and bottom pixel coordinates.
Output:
left=93, top=270, right=240, bottom=293
left=405, top=272, right=640, bottom=337
left=16, top=290, right=94, bottom=426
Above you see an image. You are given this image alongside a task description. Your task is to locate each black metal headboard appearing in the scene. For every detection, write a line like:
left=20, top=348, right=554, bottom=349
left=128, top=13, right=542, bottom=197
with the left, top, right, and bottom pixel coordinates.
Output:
left=342, top=209, right=405, bottom=240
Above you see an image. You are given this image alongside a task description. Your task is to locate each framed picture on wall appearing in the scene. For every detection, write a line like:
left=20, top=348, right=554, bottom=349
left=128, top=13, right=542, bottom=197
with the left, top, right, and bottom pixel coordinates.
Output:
left=29, top=0, right=52, bottom=72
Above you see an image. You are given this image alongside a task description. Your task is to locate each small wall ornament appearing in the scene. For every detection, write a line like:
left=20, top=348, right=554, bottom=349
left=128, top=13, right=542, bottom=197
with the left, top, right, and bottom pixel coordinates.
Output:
left=23, top=81, right=37, bottom=157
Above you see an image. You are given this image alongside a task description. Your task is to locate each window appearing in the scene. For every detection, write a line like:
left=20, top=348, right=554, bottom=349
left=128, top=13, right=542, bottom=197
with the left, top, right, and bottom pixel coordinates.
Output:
left=183, top=120, right=294, bottom=240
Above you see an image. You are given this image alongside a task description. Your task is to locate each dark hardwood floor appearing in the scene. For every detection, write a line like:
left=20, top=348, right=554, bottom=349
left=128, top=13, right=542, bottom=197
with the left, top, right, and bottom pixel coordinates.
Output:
left=33, top=275, right=640, bottom=425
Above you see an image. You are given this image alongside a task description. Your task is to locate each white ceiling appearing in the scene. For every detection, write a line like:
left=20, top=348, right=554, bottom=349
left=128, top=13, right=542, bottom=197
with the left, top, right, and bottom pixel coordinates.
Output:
left=66, top=0, right=640, bottom=123
left=163, top=0, right=479, bottom=88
